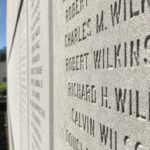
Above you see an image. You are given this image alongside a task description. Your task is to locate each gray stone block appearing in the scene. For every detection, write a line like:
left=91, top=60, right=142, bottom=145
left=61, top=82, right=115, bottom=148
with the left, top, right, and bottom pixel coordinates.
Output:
left=7, top=0, right=150, bottom=150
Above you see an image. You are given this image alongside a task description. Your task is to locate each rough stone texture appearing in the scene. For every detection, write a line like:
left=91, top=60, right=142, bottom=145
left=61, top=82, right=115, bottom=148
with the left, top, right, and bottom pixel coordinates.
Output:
left=53, top=0, right=150, bottom=150
left=7, top=0, right=150, bottom=150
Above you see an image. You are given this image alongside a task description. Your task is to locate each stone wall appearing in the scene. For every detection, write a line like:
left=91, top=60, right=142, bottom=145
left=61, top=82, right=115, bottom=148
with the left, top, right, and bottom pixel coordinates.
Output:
left=7, top=0, right=150, bottom=150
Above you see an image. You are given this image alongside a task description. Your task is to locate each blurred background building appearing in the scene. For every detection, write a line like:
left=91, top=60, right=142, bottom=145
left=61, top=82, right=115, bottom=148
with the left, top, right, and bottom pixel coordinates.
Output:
left=0, top=47, right=6, bottom=82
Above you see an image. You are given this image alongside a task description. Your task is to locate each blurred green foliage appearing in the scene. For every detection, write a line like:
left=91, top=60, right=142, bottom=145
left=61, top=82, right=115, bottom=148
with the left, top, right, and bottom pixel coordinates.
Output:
left=0, top=82, right=7, bottom=91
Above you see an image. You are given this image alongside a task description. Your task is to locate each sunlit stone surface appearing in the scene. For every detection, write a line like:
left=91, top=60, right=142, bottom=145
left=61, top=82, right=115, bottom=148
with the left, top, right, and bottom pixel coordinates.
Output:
left=7, top=0, right=150, bottom=150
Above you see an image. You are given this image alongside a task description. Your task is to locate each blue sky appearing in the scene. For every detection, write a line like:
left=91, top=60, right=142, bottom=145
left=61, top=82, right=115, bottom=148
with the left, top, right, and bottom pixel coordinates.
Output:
left=0, top=0, right=6, bottom=49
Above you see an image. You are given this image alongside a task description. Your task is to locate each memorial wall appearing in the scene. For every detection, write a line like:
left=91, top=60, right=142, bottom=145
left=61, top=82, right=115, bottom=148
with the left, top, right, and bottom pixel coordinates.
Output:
left=7, top=0, right=150, bottom=150
left=8, top=0, right=50, bottom=150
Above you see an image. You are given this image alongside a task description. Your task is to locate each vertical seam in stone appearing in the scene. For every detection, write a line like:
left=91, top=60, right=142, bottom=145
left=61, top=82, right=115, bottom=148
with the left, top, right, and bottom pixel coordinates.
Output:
left=48, top=0, right=54, bottom=149
left=26, top=0, right=29, bottom=149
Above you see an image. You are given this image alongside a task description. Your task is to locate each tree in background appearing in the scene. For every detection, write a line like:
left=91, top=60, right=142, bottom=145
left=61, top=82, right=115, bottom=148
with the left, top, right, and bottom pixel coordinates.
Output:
left=0, top=47, right=6, bottom=62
